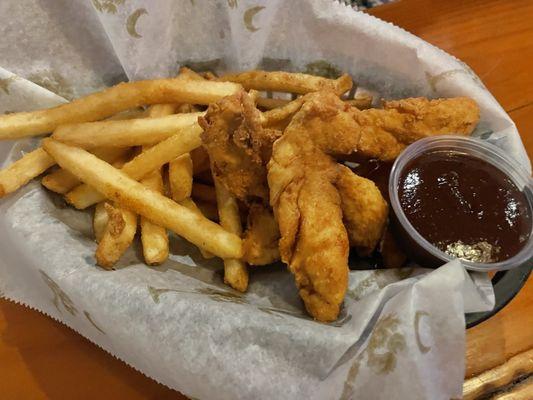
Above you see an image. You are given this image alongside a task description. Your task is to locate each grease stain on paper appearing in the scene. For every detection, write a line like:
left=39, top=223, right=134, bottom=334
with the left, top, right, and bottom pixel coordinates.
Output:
left=40, top=270, right=78, bottom=316
left=28, top=71, right=74, bottom=100
left=340, top=313, right=406, bottom=399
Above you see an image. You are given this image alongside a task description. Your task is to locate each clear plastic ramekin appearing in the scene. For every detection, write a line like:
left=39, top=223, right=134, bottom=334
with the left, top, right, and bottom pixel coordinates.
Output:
left=388, top=135, right=533, bottom=271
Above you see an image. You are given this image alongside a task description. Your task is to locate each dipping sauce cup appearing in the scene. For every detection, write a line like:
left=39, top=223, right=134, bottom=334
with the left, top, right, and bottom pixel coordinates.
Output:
left=389, top=136, right=533, bottom=271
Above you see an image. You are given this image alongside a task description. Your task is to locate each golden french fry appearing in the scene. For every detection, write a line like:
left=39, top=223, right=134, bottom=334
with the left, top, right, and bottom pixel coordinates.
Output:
left=65, top=124, right=203, bottom=209
left=42, top=109, right=145, bottom=194
left=202, top=71, right=218, bottom=80
left=178, top=67, right=206, bottom=81
left=43, top=139, right=242, bottom=259
left=0, top=148, right=55, bottom=198
left=137, top=104, right=175, bottom=264
left=140, top=168, right=169, bottom=265
left=42, top=147, right=131, bottom=194
left=255, top=97, right=290, bottom=110
left=137, top=103, right=176, bottom=264
left=176, top=104, right=201, bottom=113
left=169, top=154, right=193, bottom=202
left=180, top=198, right=214, bottom=259
left=261, top=92, right=374, bottom=127
left=42, top=167, right=83, bottom=195
left=52, top=113, right=203, bottom=148
left=257, top=94, right=372, bottom=111
left=93, top=202, right=109, bottom=243
left=105, top=108, right=147, bottom=120
left=147, top=104, right=178, bottom=117
left=0, top=78, right=240, bottom=139
left=96, top=203, right=138, bottom=269
left=219, top=71, right=352, bottom=95
left=192, top=182, right=217, bottom=204
left=261, top=96, right=306, bottom=126
left=213, top=178, right=248, bottom=292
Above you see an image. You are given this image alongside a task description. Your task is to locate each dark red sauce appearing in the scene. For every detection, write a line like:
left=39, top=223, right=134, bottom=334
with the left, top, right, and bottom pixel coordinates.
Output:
left=398, top=151, right=531, bottom=263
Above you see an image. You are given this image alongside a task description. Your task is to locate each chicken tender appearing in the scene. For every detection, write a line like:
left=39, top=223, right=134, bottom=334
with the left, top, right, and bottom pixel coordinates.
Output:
left=199, top=90, right=281, bottom=202
left=336, top=165, right=388, bottom=257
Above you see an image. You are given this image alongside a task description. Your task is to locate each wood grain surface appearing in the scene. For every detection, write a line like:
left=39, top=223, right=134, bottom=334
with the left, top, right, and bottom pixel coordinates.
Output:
left=1, top=0, right=532, bottom=398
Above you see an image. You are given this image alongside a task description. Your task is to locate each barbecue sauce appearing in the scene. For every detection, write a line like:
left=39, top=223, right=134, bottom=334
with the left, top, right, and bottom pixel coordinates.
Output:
left=398, top=151, right=531, bottom=263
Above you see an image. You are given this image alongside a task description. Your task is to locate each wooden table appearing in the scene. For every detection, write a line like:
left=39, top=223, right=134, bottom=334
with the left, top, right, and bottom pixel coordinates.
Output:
left=1, top=0, right=532, bottom=398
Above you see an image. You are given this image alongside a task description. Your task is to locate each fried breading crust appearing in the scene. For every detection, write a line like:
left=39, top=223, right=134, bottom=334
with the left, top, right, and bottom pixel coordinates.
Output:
left=242, top=203, right=280, bottom=265
left=199, top=90, right=281, bottom=202
left=336, top=165, right=388, bottom=257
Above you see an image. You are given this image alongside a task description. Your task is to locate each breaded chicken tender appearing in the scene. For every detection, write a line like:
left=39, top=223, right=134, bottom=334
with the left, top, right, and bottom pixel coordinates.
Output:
left=336, top=165, right=388, bottom=256
left=199, top=90, right=281, bottom=202
left=268, top=92, right=479, bottom=321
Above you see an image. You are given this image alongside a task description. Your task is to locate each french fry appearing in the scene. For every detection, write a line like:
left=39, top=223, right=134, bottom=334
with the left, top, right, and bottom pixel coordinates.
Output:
left=178, top=67, right=207, bottom=81
left=256, top=97, right=290, bottom=110
left=42, top=108, right=146, bottom=194
left=261, top=92, right=374, bottom=127
left=52, top=113, right=204, bottom=148
left=42, top=147, right=131, bottom=194
left=146, top=104, right=177, bottom=117
left=192, top=183, right=217, bottom=204
left=95, top=203, right=138, bottom=269
left=140, top=168, right=169, bottom=265
left=0, top=78, right=241, bottom=139
left=105, top=108, right=147, bottom=120
left=93, top=202, right=109, bottom=243
left=169, top=154, right=193, bottom=202
left=0, top=148, right=55, bottom=198
left=202, top=71, right=218, bottom=80
left=257, top=94, right=373, bottom=111
left=261, top=96, right=306, bottom=126
left=43, top=139, right=242, bottom=259
left=219, top=70, right=352, bottom=95
left=176, top=104, right=200, bottom=113
left=138, top=103, right=175, bottom=265
left=180, top=198, right=214, bottom=258
left=65, top=124, right=203, bottom=209
left=213, top=178, right=248, bottom=292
